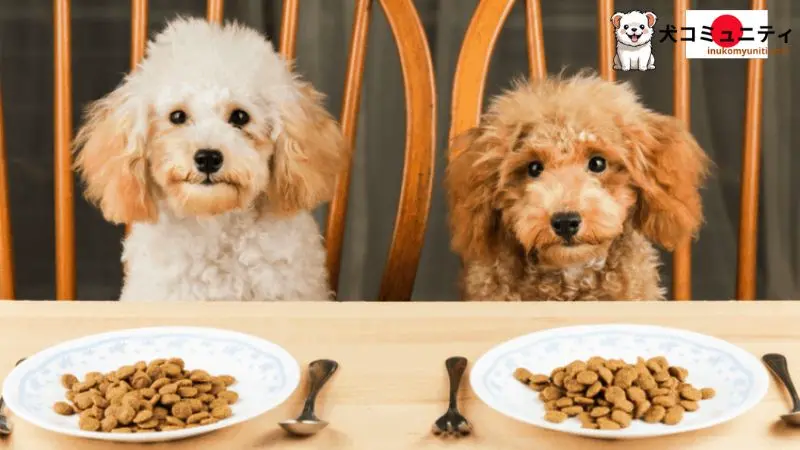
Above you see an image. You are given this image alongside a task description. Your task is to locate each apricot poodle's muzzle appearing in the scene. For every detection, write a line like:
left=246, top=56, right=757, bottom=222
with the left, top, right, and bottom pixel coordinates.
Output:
left=551, top=211, right=581, bottom=241
left=194, top=148, right=224, bottom=175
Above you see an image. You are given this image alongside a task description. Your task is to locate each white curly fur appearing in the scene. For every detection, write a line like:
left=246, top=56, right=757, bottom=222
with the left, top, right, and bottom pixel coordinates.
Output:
left=74, top=18, right=346, bottom=302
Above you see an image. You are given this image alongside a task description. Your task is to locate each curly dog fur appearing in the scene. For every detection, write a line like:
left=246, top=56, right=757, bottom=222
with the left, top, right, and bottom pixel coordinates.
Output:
left=74, top=18, right=347, bottom=301
left=446, top=74, right=709, bottom=301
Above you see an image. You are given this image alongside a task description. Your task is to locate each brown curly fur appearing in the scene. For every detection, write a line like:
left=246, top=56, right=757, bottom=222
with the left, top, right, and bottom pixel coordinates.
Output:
left=445, top=73, right=709, bottom=301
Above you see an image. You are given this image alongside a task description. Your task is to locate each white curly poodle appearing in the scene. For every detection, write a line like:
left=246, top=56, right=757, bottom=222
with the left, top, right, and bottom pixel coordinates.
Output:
left=74, top=18, right=347, bottom=302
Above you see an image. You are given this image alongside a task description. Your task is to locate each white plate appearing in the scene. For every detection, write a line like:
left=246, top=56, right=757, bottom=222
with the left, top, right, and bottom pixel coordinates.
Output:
left=470, top=324, right=769, bottom=439
left=2, top=326, right=300, bottom=442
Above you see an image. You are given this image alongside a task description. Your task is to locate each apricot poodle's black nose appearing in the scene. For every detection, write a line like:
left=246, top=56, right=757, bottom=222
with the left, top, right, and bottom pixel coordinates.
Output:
left=551, top=212, right=581, bottom=239
left=194, top=149, right=223, bottom=174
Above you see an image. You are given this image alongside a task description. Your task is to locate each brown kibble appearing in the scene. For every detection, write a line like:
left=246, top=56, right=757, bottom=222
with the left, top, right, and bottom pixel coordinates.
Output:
left=576, top=370, right=599, bottom=385
left=605, top=359, right=625, bottom=372
left=150, top=377, right=170, bottom=391
left=168, top=358, right=185, bottom=369
left=637, top=374, right=657, bottom=390
left=587, top=357, right=606, bottom=371
left=138, top=418, right=161, bottom=429
left=626, top=386, right=646, bottom=404
left=544, top=400, right=558, bottom=411
left=197, top=393, right=215, bottom=404
left=188, top=398, right=204, bottom=413
left=552, top=370, right=566, bottom=388
left=544, top=411, right=568, bottom=423
left=566, top=360, right=588, bottom=377
left=100, top=416, right=118, bottom=432
left=648, top=388, right=670, bottom=398
left=178, top=387, right=198, bottom=398
left=643, top=405, right=666, bottom=423
left=634, top=400, right=651, bottom=419
left=199, top=417, right=219, bottom=426
left=195, top=383, right=213, bottom=394
left=555, top=397, right=573, bottom=408
left=160, top=425, right=184, bottom=431
left=653, top=371, right=670, bottom=383
left=613, top=368, right=637, bottom=388
left=161, top=394, right=181, bottom=406
left=162, top=363, right=182, bottom=377
left=209, top=382, right=226, bottom=395
left=652, top=395, right=676, bottom=407
left=172, top=401, right=193, bottom=420
left=131, top=373, right=152, bottom=389
left=604, top=386, right=625, bottom=403
left=115, top=405, right=136, bottom=425
left=574, top=396, right=595, bottom=405
left=582, top=422, right=599, bottom=429
left=565, top=379, right=585, bottom=393
left=187, top=411, right=211, bottom=424
left=590, top=406, right=611, bottom=418
left=53, top=402, right=75, bottom=416
left=680, top=386, right=702, bottom=401
left=217, top=375, right=236, bottom=386
left=79, top=416, right=101, bottom=431
left=596, top=367, right=614, bottom=385
left=111, top=427, right=133, bottom=433
left=680, top=400, right=699, bottom=412
left=71, top=380, right=94, bottom=394
left=60, top=374, right=78, bottom=390
left=668, top=366, right=689, bottom=382
left=663, top=406, right=685, bottom=425
left=586, top=381, right=603, bottom=398
left=615, top=399, right=634, bottom=413
left=116, top=366, right=136, bottom=380
left=701, top=388, right=716, bottom=400
left=210, top=405, right=232, bottom=419
left=73, top=392, right=94, bottom=410
left=91, top=394, right=109, bottom=409
left=660, top=377, right=678, bottom=389
left=513, top=367, right=534, bottom=383
left=611, top=409, right=632, bottom=428
left=542, top=386, right=563, bottom=401
left=134, top=361, right=147, bottom=371
left=208, top=398, right=229, bottom=410
left=133, top=410, right=153, bottom=424
left=189, top=370, right=213, bottom=383
left=158, top=383, right=178, bottom=395
left=597, top=417, right=621, bottom=430
left=560, top=406, right=584, bottom=417
left=165, top=416, right=186, bottom=426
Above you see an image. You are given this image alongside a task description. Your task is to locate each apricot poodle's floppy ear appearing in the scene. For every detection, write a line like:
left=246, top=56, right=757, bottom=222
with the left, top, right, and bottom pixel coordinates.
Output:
left=445, top=127, right=503, bottom=261
left=73, top=81, right=156, bottom=224
left=268, top=80, right=347, bottom=215
left=626, top=113, right=710, bottom=250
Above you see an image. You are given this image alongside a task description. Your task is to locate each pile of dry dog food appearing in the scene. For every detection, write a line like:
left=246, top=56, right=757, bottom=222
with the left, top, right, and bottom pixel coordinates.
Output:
left=52, top=357, right=238, bottom=433
left=514, top=356, right=715, bottom=430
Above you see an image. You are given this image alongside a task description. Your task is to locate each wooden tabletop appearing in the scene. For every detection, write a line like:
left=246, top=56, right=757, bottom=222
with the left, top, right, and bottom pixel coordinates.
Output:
left=0, top=301, right=798, bottom=449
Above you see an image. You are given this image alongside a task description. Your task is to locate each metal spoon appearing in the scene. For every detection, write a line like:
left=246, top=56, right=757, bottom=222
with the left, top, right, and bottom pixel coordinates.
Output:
left=279, top=359, right=338, bottom=436
left=762, top=353, right=800, bottom=426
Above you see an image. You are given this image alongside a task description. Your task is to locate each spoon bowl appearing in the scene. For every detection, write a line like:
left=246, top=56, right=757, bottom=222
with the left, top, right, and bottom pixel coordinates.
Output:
left=278, top=359, right=338, bottom=436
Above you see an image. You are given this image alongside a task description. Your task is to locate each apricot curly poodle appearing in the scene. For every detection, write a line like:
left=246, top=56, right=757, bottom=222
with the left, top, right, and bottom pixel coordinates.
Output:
left=445, top=73, right=709, bottom=301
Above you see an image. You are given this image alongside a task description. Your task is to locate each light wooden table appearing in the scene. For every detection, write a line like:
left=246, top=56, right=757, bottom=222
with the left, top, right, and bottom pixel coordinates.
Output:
left=0, top=301, right=798, bottom=449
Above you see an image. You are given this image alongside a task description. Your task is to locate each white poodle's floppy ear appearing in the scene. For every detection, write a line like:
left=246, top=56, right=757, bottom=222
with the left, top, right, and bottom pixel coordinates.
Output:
left=611, top=12, right=624, bottom=28
left=268, top=80, right=347, bottom=214
left=625, top=113, right=710, bottom=250
left=73, top=81, right=156, bottom=224
left=645, top=12, right=657, bottom=28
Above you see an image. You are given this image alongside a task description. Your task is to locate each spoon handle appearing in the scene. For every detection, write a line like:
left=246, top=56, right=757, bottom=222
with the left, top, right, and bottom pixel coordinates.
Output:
left=445, top=357, right=468, bottom=410
left=300, top=359, right=338, bottom=419
left=763, top=353, right=800, bottom=412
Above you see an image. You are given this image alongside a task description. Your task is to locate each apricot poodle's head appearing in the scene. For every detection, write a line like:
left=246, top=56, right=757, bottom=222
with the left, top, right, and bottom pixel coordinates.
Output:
left=74, top=18, right=346, bottom=223
left=446, top=74, right=709, bottom=268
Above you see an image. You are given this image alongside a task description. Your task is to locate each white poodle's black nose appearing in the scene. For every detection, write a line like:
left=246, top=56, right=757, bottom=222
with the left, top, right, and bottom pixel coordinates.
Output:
left=194, top=149, right=223, bottom=174
left=551, top=212, right=581, bottom=239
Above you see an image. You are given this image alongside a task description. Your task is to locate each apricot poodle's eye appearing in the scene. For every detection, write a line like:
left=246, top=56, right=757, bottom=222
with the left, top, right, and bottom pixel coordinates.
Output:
left=228, top=109, right=250, bottom=128
left=169, top=110, right=187, bottom=125
left=588, top=156, right=607, bottom=173
left=528, top=161, right=544, bottom=178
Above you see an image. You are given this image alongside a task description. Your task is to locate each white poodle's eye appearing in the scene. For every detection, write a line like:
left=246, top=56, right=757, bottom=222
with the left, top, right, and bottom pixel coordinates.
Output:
left=639, top=24, right=645, bottom=30
left=588, top=156, right=607, bottom=173
left=169, top=110, right=188, bottom=125
left=228, top=109, right=250, bottom=128
left=623, top=25, right=629, bottom=30
left=528, top=161, right=544, bottom=178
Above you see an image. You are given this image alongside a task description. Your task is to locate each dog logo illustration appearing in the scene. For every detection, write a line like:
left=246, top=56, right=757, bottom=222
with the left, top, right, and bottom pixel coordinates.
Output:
left=611, top=10, right=657, bottom=71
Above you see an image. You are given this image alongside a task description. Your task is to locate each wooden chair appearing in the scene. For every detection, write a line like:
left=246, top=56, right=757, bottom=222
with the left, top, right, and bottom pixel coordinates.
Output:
left=26, top=0, right=435, bottom=301
left=449, top=0, right=767, bottom=300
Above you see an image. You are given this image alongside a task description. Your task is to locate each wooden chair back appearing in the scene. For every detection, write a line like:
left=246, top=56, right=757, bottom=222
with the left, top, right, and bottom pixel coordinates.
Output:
left=449, top=0, right=767, bottom=300
left=42, top=0, right=436, bottom=301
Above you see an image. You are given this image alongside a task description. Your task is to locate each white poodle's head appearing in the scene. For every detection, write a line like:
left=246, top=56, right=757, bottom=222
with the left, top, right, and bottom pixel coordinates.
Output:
left=75, top=17, right=346, bottom=222
left=611, top=11, right=656, bottom=47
